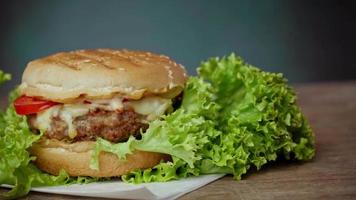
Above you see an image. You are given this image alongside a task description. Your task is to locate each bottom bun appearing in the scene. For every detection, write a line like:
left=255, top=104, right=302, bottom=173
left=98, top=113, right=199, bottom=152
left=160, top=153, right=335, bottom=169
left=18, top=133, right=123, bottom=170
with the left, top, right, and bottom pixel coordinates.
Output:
left=30, top=139, right=170, bottom=177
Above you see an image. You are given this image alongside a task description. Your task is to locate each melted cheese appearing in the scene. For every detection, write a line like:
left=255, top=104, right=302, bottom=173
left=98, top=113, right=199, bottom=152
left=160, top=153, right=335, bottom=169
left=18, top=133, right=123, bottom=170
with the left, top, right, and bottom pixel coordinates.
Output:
left=126, top=96, right=172, bottom=121
left=34, top=96, right=172, bottom=138
left=34, top=105, right=60, bottom=131
left=60, top=104, right=91, bottom=138
left=90, top=96, right=124, bottom=110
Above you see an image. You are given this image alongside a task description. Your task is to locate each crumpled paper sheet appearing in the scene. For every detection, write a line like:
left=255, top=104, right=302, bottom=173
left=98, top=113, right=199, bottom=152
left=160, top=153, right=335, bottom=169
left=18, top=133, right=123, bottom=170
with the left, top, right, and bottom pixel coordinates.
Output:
left=2, top=174, right=225, bottom=200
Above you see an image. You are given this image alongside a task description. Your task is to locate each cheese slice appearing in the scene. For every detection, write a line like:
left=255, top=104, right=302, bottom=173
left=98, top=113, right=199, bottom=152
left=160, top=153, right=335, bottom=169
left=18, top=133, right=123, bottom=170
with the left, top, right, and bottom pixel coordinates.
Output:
left=60, top=104, right=91, bottom=138
left=126, top=96, right=172, bottom=121
left=34, top=105, right=60, bottom=131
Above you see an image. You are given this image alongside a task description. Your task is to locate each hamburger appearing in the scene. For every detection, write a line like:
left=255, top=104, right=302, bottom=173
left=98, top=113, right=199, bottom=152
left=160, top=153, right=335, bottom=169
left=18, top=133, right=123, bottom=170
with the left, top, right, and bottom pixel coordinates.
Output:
left=13, top=49, right=188, bottom=177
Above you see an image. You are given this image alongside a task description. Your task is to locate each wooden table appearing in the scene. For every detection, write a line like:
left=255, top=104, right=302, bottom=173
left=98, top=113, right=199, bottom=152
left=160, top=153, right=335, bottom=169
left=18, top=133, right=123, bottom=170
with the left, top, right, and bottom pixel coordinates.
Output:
left=2, top=81, right=356, bottom=200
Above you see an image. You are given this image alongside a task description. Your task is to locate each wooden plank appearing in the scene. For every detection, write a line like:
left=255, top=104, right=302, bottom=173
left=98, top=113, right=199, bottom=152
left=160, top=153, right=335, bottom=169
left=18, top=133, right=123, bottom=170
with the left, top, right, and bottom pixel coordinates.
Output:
left=1, top=81, right=356, bottom=200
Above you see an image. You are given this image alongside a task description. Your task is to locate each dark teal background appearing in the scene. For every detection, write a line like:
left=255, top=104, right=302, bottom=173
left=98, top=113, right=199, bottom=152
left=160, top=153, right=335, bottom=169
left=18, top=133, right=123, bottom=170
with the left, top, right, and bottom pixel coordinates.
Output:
left=0, top=1, right=355, bottom=95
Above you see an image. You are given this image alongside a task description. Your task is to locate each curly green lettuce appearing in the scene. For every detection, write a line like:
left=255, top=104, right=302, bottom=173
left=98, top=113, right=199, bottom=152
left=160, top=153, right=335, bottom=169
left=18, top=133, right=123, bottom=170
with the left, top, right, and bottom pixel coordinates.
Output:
left=0, top=71, right=11, bottom=85
left=0, top=53, right=315, bottom=198
left=197, top=54, right=315, bottom=174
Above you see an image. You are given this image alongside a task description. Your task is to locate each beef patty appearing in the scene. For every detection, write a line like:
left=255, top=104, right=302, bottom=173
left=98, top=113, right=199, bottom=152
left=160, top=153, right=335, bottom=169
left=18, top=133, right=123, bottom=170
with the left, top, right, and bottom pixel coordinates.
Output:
left=29, top=109, right=148, bottom=143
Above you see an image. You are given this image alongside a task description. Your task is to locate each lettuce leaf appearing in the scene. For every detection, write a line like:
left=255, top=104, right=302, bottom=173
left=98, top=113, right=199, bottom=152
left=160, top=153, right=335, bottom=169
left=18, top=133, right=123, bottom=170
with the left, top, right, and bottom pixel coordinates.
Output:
left=0, top=71, right=11, bottom=85
left=197, top=54, right=315, bottom=176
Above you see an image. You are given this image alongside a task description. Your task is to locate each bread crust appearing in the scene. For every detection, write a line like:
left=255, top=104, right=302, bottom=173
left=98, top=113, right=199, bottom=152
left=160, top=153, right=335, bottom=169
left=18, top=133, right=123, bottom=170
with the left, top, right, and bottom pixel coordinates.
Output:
left=30, top=139, right=170, bottom=177
left=20, top=49, right=188, bottom=103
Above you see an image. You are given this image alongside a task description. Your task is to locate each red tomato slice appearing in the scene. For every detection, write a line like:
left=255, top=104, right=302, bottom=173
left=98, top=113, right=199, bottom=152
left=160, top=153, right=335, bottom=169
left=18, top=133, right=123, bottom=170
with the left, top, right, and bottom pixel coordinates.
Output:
left=13, top=96, right=59, bottom=115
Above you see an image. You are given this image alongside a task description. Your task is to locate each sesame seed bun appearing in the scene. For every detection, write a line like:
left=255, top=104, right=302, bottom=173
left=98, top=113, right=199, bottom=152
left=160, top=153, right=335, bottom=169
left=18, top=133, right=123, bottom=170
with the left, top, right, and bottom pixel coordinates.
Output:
left=20, top=49, right=188, bottom=103
left=30, top=139, right=170, bottom=177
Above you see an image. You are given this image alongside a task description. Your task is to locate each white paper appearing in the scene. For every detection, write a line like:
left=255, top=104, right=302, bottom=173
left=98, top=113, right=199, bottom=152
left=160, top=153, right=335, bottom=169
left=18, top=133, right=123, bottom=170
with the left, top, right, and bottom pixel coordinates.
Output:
left=2, top=174, right=224, bottom=200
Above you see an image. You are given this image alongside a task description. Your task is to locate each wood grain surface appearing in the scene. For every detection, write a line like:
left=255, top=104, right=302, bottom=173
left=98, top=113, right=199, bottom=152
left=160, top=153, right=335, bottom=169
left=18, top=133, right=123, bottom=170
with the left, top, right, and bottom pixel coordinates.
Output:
left=1, top=81, right=356, bottom=200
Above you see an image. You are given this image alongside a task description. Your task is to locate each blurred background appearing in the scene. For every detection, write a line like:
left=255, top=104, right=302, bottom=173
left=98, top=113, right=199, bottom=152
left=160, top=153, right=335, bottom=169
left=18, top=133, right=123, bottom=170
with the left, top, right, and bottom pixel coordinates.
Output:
left=0, top=0, right=355, bottom=96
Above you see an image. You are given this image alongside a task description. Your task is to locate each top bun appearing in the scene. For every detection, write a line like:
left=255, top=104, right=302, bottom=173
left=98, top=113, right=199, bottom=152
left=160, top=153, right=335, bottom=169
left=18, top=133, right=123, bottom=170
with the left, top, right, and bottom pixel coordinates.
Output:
left=20, top=49, right=188, bottom=103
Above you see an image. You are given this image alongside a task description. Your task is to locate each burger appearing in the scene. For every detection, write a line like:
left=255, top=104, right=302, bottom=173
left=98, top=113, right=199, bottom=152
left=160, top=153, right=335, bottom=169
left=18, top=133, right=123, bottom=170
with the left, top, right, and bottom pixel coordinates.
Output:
left=13, top=49, right=188, bottom=177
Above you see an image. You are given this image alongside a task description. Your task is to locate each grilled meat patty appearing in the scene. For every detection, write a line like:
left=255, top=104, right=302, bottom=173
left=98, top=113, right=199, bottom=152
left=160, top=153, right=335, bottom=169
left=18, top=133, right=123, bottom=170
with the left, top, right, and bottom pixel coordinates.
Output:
left=29, top=109, right=148, bottom=143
